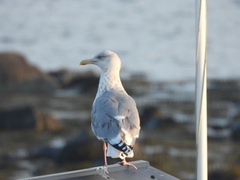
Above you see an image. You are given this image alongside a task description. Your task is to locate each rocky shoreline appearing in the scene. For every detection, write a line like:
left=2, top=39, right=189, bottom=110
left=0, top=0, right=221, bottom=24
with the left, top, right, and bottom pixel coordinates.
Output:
left=0, top=52, right=240, bottom=180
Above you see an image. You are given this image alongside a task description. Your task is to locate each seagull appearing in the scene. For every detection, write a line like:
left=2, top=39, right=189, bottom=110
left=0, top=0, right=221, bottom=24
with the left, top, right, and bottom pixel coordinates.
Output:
left=80, top=50, right=140, bottom=169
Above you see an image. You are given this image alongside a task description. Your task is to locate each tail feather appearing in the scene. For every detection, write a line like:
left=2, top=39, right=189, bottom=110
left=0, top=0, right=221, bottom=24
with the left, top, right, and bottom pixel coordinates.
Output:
left=107, top=140, right=134, bottom=159
left=110, top=140, right=133, bottom=155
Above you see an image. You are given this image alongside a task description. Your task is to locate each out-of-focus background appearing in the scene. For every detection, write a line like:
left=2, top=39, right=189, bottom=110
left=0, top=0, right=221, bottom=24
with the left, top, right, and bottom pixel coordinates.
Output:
left=0, top=0, right=240, bottom=179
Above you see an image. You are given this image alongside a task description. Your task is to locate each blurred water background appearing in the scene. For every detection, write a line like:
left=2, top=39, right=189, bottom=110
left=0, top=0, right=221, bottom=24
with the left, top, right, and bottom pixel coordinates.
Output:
left=0, top=0, right=240, bottom=180
left=1, top=0, right=240, bottom=81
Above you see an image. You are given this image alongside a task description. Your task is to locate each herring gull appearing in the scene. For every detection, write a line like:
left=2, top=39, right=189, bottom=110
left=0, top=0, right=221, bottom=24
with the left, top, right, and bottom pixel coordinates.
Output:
left=80, top=50, right=140, bottom=169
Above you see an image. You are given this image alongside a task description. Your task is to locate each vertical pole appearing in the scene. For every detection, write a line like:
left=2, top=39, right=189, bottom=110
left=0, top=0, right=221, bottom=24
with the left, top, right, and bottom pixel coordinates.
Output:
left=195, top=0, right=208, bottom=180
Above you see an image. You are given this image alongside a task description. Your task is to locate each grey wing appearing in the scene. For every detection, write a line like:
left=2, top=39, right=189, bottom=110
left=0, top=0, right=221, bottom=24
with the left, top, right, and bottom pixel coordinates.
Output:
left=91, top=91, right=140, bottom=144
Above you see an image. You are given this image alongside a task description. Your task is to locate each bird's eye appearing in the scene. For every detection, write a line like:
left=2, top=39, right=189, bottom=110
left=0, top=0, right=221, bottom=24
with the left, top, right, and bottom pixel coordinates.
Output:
left=97, top=55, right=105, bottom=60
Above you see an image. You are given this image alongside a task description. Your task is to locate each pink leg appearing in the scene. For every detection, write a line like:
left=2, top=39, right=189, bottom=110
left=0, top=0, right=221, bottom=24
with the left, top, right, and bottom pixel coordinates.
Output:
left=118, top=158, right=137, bottom=170
left=103, top=142, right=108, bottom=166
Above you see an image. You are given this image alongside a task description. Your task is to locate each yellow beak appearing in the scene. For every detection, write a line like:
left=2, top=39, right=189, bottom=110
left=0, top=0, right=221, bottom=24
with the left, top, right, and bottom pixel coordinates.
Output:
left=79, top=59, right=93, bottom=65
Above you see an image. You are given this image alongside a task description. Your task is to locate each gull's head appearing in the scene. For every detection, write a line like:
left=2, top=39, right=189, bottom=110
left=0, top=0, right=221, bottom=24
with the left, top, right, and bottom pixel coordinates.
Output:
left=80, top=50, right=121, bottom=71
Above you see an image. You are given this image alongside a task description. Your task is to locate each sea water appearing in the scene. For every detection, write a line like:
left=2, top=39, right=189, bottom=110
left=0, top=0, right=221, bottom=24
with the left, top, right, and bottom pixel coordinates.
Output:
left=0, top=0, right=239, bottom=81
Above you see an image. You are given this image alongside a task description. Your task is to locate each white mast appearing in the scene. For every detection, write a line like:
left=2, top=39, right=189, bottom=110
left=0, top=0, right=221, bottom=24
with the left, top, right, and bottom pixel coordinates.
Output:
left=195, top=0, right=208, bottom=180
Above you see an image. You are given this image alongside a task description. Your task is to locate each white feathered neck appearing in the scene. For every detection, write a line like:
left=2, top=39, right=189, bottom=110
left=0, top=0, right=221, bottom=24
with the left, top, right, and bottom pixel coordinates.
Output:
left=95, top=68, right=126, bottom=99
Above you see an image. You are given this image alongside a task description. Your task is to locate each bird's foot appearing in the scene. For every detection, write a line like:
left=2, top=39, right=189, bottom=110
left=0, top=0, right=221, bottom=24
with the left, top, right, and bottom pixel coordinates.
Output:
left=118, top=159, right=137, bottom=170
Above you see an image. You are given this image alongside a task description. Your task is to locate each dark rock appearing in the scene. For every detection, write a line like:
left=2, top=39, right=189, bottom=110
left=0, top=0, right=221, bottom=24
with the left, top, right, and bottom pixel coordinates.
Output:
left=30, top=146, right=62, bottom=162
left=0, top=105, right=62, bottom=131
left=0, top=52, right=58, bottom=93
left=0, top=106, right=36, bottom=130
left=0, top=52, right=40, bottom=82
left=208, top=79, right=240, bottom=102
left=49, top=69, right=98, bottom=94
left=140, top=105, right=176, bottom=129
left=0, top=154, right=11, bottom=170
left=57, top=129, right=102, bottom=164
left=209, top=170, right=237, bottom=180
left=122, top=73, right=151, bottom=96
left=145, top=117, right=176, bottom=129
left=140, top=106, right=162, bottom=127
left=29, top=129, right=102, bottom=164
left=207, top=118, right=231, bottom=139
left=230, top=120, right=240, bottom=141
